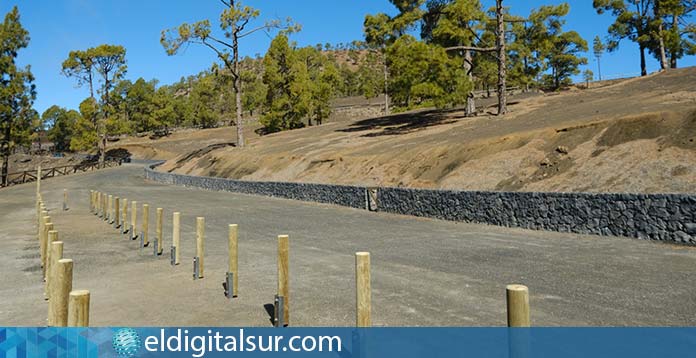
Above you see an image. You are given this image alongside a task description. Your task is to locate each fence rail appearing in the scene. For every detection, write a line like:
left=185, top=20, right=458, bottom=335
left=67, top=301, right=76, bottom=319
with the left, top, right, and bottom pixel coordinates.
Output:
left=2, top=160, right=122, bottom=188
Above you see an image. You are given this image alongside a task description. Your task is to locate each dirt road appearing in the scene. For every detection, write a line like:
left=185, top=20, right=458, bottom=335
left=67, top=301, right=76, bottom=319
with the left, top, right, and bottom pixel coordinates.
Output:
left=1, top=164, right=695, bottom=326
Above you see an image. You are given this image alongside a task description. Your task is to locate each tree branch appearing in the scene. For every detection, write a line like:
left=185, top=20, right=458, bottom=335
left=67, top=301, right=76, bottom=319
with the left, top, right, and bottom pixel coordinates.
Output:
left=235, top=18, right=251, bottom=35
left=445, top=46, right=497, bottom=52
left=207, top=35, right=234, bottom=50
left=239, top=24, right=277, bottom=38
left=196, top=39, right=234, bottom=71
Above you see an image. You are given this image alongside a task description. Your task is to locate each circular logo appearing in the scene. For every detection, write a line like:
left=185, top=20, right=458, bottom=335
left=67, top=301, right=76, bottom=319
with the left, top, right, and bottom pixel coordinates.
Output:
left=112, top=328, right=141, bottom=358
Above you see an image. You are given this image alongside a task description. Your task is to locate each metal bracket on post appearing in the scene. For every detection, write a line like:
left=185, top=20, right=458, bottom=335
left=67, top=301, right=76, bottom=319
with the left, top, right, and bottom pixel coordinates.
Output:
left=170, top=247, right=176, bottom=266
left=193, top=257, right=200, bottom=280
left=131, top=226, right=136, bottom=240
left=62, top=202, right=67, bottom=211
left=224, top=272, right=234, bottom=299
left=122, top=223, right=128, bottom=235
left=139, top=233, right=144, bottom=251
left=274, top=295, right=285, bottom=327
left=153, top=239, right=159, bottom=256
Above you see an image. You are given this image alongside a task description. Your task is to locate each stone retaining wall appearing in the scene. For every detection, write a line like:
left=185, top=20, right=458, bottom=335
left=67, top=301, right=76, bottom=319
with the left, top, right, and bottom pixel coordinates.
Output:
left=144, top=164, right=696, bottom=245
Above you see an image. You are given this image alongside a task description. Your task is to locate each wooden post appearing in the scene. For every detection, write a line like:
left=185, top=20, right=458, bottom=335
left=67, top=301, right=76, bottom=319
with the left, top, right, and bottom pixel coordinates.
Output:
left=63, top=189, right=68, bottom=211
left=48, top=241, right=64, bottom=302
left=131, top=201, right=138, bottom=237
left=172, top=212, right=181, bottom=265
left=36, top=165, right=41, bottom=197
left=36, top=198, right=42, bottom=228
left=114, top=197, right=120, bottom=228
left=356, top=252, right=371, bottom=327
left=44, top=230, right=58, bottom=299
left=156, top=208, right=163, bottom=255
left=68, top=290, right=90, bottom=327
left=277, top=235, right=289, bottom=325
left=38, top=209, right=45, bottom=240
left=506, top=284, right=530, bottom=327
left=107, top=195, right=113, bottom=222
left=40, top=216, right=51, bottom=272
left=48, top=259, right=73, bottom=327
left=196, top=217, right=205, bottom=278
left=142, top=204, right=149, bottom=246
left=228, top=224, right=239, bottom=297
left=122, top=198, right=128, bottom=233
left=102, top=193, right=107, bottom=218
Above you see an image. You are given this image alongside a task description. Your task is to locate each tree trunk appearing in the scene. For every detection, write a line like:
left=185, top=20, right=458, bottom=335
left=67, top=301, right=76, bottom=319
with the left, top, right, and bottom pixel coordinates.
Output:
left=88, top=71, right=94, bottom=99
left=639, top=44, right=647, bottom=76
left=658, top=22, right=668, bottom=70
left=232, top=6, right=245, bottom=149
left=382, top=50, right=390, bottom=116
left=670, top=14, right=678, bottom=68
left=463, top=50, right=476, bottom=117
left=496, top=0, right=507, bottom=115
left=597, top=57, right=602, bottom=81
left=235, top=76, right=244, bottom=147
left=1, top=120, right=10, bottom=186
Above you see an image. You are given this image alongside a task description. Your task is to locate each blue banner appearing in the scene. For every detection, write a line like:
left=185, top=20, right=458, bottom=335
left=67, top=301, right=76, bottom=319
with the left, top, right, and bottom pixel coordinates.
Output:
left=1, top=327, right=695, bottom=357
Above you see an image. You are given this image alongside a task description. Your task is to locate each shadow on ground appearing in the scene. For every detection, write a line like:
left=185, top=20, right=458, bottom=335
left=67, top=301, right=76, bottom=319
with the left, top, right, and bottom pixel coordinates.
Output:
left=337, top=108, right=463, bottom=137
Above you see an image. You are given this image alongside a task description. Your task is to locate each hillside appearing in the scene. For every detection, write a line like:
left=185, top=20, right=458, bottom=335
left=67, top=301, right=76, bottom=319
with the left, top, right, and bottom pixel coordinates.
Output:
left=122, top=68, right=696, bottom=194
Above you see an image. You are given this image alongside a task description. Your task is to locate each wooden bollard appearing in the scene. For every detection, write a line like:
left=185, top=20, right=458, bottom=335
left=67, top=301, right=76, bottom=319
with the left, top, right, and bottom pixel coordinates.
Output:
left=142, top=204, right=149, bottom=246
left=38, top=209, right=47, bottom=241
left=95, top=191, right=99, bottom=214
left=277, top=235, right=290, bottom=325
left=356, top=252, right=371, bottom=327
left=40, top=216, right=51, bottom=271
left=102, top=193, right=107, bottom=218
left=48, top=259, right=73, bottom=327
left=107, top=195, right=113, bottom=222
left=196, top=217, right=205, bottom=278
left=156, top=208, right=163, bottom=255
left=114, top=197, right=120, bottom=228
left=228, top=224, right=239, bottom=297
left=172, top=212, right=181, bottom=265
left=36, top=165, right=41, bottom=197
left=48, top=241, right=64, bottom=300
left=68, top=290, right=90, bottom=327
left=122, top=198, right=129, bottom=234
left=131, top=201, right=138, bottom=239
left=36, top=198, right=42, bottom=228
left=42, top=223, right=54, bottom=279
left=506, top=284, right=530, bottom=327
left=63, top=189, right=68, bottom=211
left=44, top=230, right=58, bottom=298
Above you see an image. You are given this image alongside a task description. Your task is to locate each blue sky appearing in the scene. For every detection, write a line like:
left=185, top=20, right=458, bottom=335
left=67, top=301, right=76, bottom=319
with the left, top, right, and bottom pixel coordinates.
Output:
left=2, top=0, right=695, bottom=115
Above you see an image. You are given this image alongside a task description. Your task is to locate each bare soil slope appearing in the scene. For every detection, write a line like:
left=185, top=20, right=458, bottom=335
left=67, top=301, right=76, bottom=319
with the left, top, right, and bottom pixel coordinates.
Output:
left=149, top=68, right=696, bottom=193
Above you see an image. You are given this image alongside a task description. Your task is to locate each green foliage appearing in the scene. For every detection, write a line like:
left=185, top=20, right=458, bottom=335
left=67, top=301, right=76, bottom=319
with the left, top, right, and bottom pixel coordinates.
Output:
left=260, top=35, right=338, bottom=133
left=583, top=69, right=595, bottom=83
left=43, top=106, right=80, bottom=152
left=161, top=0, right=299, bottom=146
left=190, top=75, right=219, bottom=128
left=543, top=30, right=588, bottom=89
left=70, top=98, right=99, bottom=152
left=62, top=50, right=95, bottom=97
left=593, top=35, right=606, bottom=58
left=387, top=35, right=471, bottom=109
left=261, top=35, right=302, bottom=132
left=1, top=6, right=36, bottom=180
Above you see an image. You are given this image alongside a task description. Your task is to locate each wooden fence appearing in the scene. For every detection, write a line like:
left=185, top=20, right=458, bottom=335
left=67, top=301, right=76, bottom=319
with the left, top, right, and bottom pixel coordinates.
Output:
left=2, top=160, right=122, bottom=188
